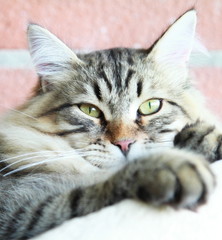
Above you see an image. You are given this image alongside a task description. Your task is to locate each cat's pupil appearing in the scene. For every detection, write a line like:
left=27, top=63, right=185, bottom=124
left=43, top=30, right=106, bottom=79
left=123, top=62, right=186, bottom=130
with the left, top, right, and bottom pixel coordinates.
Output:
left=89, top=107, right=94, bottom=114
left=148, top=102, right=151, bottom=109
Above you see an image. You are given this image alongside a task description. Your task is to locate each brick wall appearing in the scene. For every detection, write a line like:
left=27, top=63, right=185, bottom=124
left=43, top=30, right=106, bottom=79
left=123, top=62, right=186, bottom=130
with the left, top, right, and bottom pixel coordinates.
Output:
left=0, top=0, right=222, bottom=119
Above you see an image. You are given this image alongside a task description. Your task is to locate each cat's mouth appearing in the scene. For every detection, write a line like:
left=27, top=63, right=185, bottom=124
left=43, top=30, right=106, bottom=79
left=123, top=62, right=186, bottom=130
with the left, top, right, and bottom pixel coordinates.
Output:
left=82, top=136, right=175, bottom=170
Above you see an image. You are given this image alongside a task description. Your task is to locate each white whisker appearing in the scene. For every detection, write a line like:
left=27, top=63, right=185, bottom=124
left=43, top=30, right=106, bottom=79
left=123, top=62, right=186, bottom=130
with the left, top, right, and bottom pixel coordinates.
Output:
left=0, top=154, right=58, bottom=172
left=0, top=150, right=71, bottom=163
left=0, top=104, right=38, bottom=120
left=0, top=149, right=87, bottom=164
left=3, top=159, right=57, bottom=176
left=3, top=154, right=78, bottom=177
left=1, top=150, right=93, bottom=176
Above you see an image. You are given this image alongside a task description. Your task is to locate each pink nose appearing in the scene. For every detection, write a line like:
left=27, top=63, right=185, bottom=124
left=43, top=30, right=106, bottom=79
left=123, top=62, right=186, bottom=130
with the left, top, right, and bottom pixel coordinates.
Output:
left=114, top=139, right=134, bottom=154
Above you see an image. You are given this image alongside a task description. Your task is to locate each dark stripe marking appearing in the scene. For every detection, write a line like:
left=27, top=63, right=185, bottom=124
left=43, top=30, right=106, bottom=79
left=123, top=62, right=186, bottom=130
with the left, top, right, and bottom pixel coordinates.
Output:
left=64, top=113, right=95, bottom=126
left=158, top=129, right=175, bottom=134
left=127, top=53, right=134, bottom=65
left=38, top=103, right=73, bottom=117
left=93, top=83, right=102, bottom=101
left=215, top=135, right=222, bottom=161
left=125, top=49, right=134, bottom=65
left=26, top=196, right=54, bottom=233
left=149, top=115, right=175, bottom=127
left=125, top=69, right=135, bottom=88
left=179, top=130, right=195, bottom=144
left=98, top=70, right=112, bottom=92
left=30, top=125, right=89, bottom=137
left=70, top=188, right=83, bottom=217
left=197, top=126, right=215, bottom=145
left=54, top=126, right=89, bottom=137
left=109, top=50, right=122, bottom=89
left=167, top=101, right=191, bottom=119
left=2, top=203, right=29, bottom=238
left=137, top=81, right=143, bottom=97
left=56, top=127, right=90, bottom=136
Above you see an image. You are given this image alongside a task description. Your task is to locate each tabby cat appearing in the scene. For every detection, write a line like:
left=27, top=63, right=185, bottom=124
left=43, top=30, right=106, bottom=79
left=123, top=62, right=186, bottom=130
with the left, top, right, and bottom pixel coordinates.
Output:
left=0, top=10, right=220, bottom=240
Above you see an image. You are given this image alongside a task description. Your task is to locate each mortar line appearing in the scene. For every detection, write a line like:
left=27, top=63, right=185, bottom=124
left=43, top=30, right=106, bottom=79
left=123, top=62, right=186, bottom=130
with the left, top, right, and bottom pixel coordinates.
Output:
left=0, top=49, right=222, bottom=68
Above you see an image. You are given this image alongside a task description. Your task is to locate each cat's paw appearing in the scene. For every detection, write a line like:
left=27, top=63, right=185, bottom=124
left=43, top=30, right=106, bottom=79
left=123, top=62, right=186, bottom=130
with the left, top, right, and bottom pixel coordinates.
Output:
left=174, top=121, right=222, bottom=162
left=122, top=149, right=215, bottom=208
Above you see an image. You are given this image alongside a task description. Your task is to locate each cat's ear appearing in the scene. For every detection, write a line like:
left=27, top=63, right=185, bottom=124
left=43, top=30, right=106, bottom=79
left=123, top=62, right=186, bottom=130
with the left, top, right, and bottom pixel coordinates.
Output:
left=149, top=10, right=206, bottom=66
left=27, top=24, right=83, bottom=77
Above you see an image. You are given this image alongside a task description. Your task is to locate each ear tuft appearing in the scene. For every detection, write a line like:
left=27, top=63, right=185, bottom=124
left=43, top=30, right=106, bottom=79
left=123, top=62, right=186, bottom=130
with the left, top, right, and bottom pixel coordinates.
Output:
left=150, top=10, right=204, bottom=66
left=27, top=24, right=82, bottom=77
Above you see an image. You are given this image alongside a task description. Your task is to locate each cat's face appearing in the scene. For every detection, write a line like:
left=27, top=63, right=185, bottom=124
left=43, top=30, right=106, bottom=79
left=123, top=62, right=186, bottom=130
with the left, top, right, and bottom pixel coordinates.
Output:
left=25, top=46, right=193, bottom=170
left=15, top=11, right=205, bottom=172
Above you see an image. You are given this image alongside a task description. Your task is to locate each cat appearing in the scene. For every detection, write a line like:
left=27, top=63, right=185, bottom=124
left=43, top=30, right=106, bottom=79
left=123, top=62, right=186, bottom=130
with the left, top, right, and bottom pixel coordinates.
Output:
left=0, top=9, right=220, bottom=240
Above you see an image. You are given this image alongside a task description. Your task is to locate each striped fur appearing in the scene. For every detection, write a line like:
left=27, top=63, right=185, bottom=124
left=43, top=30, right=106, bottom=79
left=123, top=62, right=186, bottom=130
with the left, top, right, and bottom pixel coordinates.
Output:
left=0, top=10, right=220, bottom=239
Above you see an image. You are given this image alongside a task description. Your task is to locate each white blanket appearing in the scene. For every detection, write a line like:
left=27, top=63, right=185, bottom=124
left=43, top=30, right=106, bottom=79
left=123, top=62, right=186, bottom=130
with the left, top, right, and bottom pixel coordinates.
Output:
left=32, top=161, right=222, bottom=240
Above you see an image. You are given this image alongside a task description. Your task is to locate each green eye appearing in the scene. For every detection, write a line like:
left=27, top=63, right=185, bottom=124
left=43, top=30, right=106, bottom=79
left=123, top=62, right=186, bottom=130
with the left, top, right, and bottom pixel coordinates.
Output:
left=138, top=99, right=162, bottom=115
left=79, top=104, right=101, bottom=118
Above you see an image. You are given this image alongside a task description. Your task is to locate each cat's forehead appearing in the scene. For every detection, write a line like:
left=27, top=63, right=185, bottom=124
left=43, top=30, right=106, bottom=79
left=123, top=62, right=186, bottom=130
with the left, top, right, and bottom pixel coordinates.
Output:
left=74, top=48, right=152, bottom=95
left=65, top=48, right=150, bottom=101
left=79, top=48, right=149, bottom=66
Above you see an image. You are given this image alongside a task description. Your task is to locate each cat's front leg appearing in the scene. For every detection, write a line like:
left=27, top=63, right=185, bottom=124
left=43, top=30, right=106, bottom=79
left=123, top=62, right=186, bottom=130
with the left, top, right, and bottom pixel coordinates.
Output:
left=4, top=150, right=214, bottom=239
left=174, top=121, right=222, bottom=162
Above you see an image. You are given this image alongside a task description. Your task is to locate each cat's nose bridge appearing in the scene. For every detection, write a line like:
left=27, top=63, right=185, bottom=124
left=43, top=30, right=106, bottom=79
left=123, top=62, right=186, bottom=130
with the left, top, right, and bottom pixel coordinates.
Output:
left=106, top=120, right=138, bottom=143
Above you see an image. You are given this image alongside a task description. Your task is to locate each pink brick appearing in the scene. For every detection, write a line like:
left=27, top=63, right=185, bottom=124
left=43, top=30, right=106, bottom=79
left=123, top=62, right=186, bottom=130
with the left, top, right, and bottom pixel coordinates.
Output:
left=192, top=68, right=222, bottom=120
left=0, top=70, right=37, bottom=114
left=0, top=0, right=221, bottom=50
